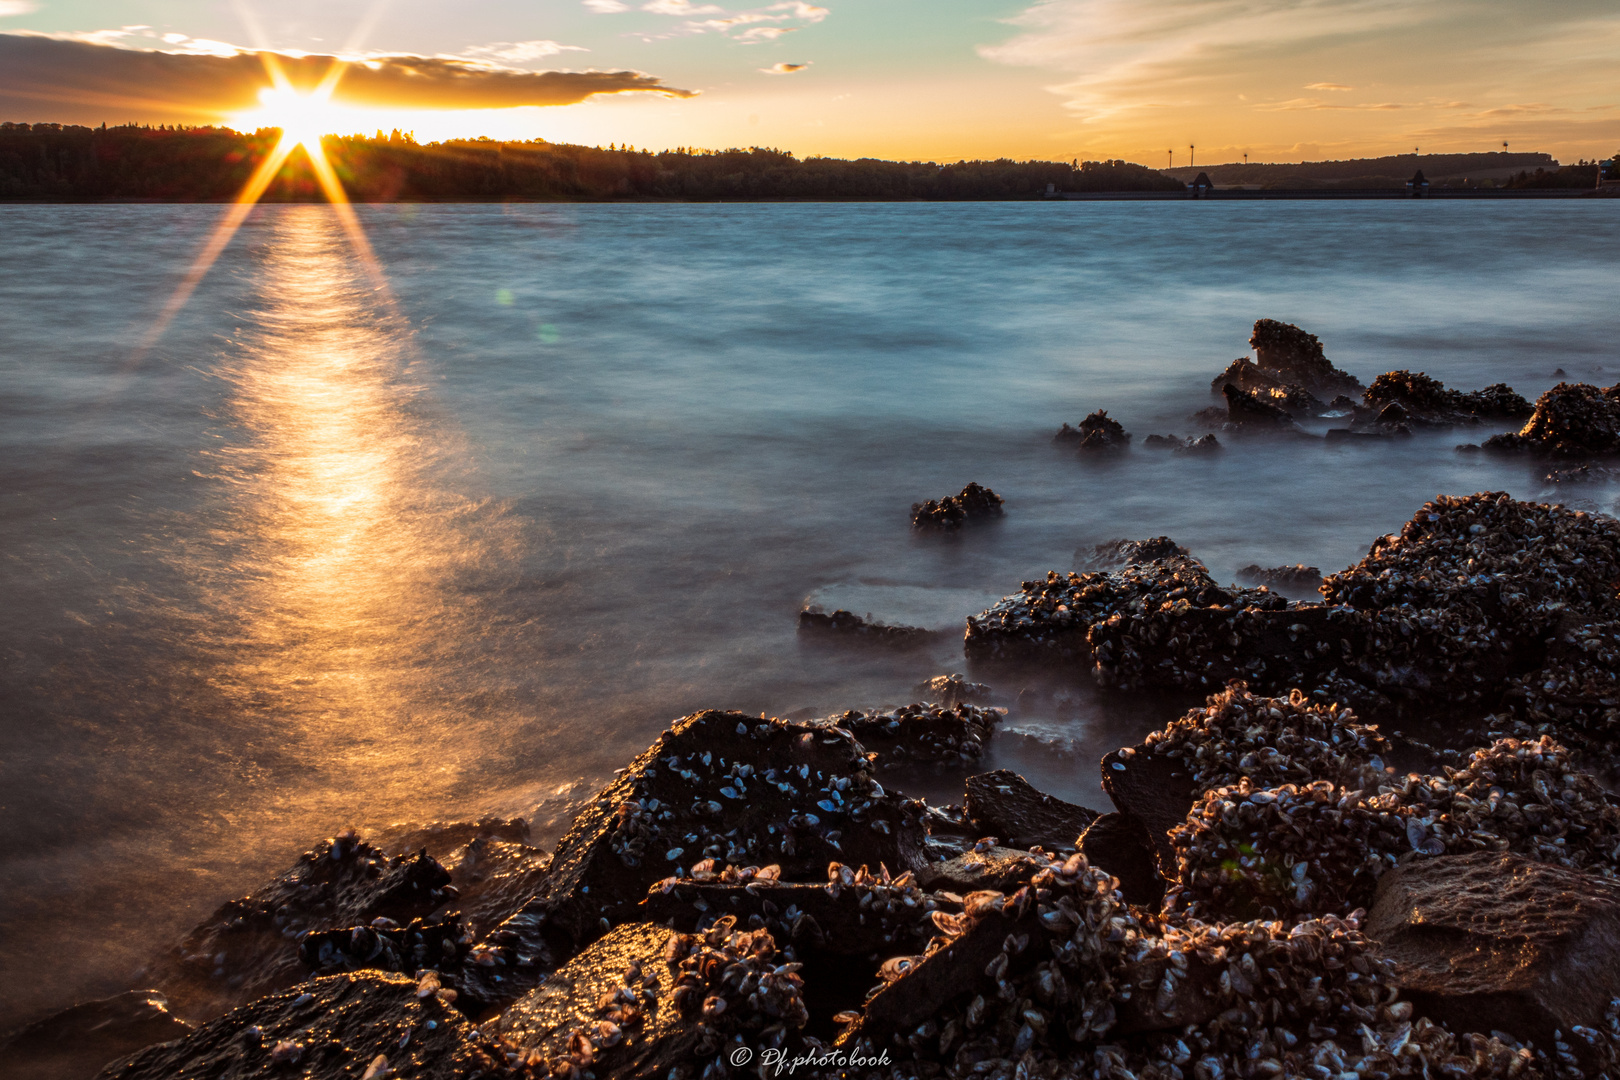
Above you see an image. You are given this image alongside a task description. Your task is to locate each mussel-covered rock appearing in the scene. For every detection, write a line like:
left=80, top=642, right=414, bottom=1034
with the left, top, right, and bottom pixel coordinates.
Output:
left=456, top=710, right=928, bottom=1013
left=1247, top=318, right=1364, bottom=397
left=0, top=991, right=192, bottom=1080
left=299, top=912, right=469, bottom=979
left=797, top=607, right=936, bottom=647
left=910, top=482, right=1005, bottom=529
left=147, top=834, right=455, bottom=1020
left=95, top=972, right=505, bottom=1080
left=1258, top=383, right=1326, bottom=418
left=1366, top=851, right=1620, bottom=1068
left=1222, top=383, right=1300, bottom=428
left=1055, top=410, right=1130, bottom=453
left=1076, top=535, right=1189, bottom=571
left=833, top=702, right=1002, bottom=767
left=1362, top=370, right=1531, bottom=425
left=913, top=672, right=992, bottom=707
left=489, top=920, right=806, bottom=1079
left=1485, top=382, right=1620, bottom=457
left=962, top=769, right=1097, bottom=851
left=1235, top=562, right=1323, bottom=590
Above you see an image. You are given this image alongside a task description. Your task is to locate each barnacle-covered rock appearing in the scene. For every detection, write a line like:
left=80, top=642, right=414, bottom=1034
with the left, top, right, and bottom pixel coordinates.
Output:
left=797, top=608, right=938, bottom=647
left=910, top=482, right=1005, bottom=529
left=96, top=972, right=505, bottom=1080
left=146, top=834, right=454, bottom=1020
left=1484, top=382, right=1620, bottom=457
left=913, top=673, right=992, bottom=707
left=1362, top=371, right=1532, bottom=425
left=1367, top=851, right=1620, bottom=1068
left=834, top=703, right=1002, bottom=768
left=1056, top=410, right=1131, bottom=453
left=0, top=991, right=192, bottom=1080
left=457, top=711, right=927, bottom=1012
left=963, top=769, right=1098, bottom=851
left=1247, top=318, right=1364, bottom=397
left=1076, top=536, right=1189, bottom=571
left=491, top=920, right=805, bottom=1079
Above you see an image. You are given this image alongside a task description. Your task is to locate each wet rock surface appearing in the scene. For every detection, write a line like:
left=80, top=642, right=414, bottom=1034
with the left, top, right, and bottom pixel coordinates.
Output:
left=96, top=972, right=507, bottom=1080
left=1360, top=370, right=1531, bottom=426
left=797, top=607, right=937, bottom=647
left=1142, top=432, right=1220, bottom=453
left=0, top=990, right=193, bottom=1080
left=1221, top=382, right=1301, bottom=428
left=1235, top=562, right=1323, bottom=590
left=1056, top=410, right=1131, bottom=453
left=1076, top=535, right=1189, bottom=571
left=963, top=769, right=1098, bottom=850
left=913, top=673, right=992, bottom=707
left=1367, top=852, right=1620, bottom=1066
left=910, top=482, right=1005, bottom=529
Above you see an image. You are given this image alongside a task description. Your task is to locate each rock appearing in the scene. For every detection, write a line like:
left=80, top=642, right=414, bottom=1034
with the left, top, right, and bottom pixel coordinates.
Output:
left=913, top=847, right=1046, bottom=894
left=1099, top=748, right=1195, bottom=880
left=1208, top=356, right=1283, bottom=395
left=1362, top=370, right=1533, bottom=425
left=1247, top=318, right=1363, bottom=397
left=910, top=482, right=1005, bottom=529
left=1222, top=383, right=1299, bottom=428
left=1143, top=434, right=1221, bottom=453
left=147, top=833, right=455, bottom=1020
left=95, top=972, right=504, bottom=1080
left=833, top=703, right=1002, bottom=768
left=1366, top=851, right=1620, bottom=1064
left=377, top=817, right=532, bottom=861
left=1076, top=813, right=1163, bottom=908
left=489, top=920, right=806, bottom=1079
left=299, top=912, right=470, bottom=979
left=1076, top=536, right=1189, bottom=571
left=1181, top=433, right=1221, bottom=453
left=1234, top=563, right=1323, bottom=591
left=440, top=836, right=555, bottom=940
left=0, top=991, right=192, bottom=1080
left=912, top=673, right=992, bottom=707
left=1257, top=384, right=1326, bottom=418
left=796, top=608, right=937, bottom=648
left=1546, top=463, right=1619, bottom=484
left=1483, top=382, right=1620, bottom=457
left=456, top=711, right=928, bottom=1013
left=1056, top=410, right=1130, bottom=453
left=962, top=770, right=1097, bottom=851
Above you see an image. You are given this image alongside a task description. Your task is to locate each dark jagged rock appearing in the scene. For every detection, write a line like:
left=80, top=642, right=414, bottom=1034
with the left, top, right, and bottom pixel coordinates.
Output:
left=912, top=673, right=992, bottom=707
left=1143, top=433, right=1221, bottom=453
left=796, top=607, right=937, bottom=647
left=298, top=912, right=469, bottom=979
left=95, top=972, right=506, bottom=1080
left=1248, top=318, right=1363, bottom=397
left=914, top=847, right=1046, bottom=894
left=833, top=703, right=1002, bottom=768
left=1056, top=410, right=1131, bottom=453
left=1367, top=852, right=1620, bottom=1066
left=1076, top=535, right=1189, bottom=571
left=0, top=991, right=192, bottom=1080
left=1099, top=748, right=1195, bottom=880
left=440, top=836, right=555, bottom=941
left=1258, top=383, right=1326, bottom=418
left=489, top=920, right=805, bottom=1079
left=456, top=710, right=928, bottom=1013
left=379, top=817, right=532, bottom=861
left=1208, top=356, right=1283, bottom=395
left=1362, top=370, right=1533, bottom=425
left=962, top=770, right=1097, bottom=851
left=1546, top=463, right=1619, bottom=484
left=1235, top=562, right=1323, bottom=590
left=147, top=834, right=455, bottom=1021
left=1222, top=383, right=1300, bottom=428
left=1484, top=381, right=1620, bottom=457
left=1076, top=813, right=1163, bottom=908
left=910, top=482, right=1005, bottom=529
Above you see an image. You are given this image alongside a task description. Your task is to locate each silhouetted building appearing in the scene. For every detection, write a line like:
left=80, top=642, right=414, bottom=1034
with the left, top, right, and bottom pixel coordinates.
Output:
left=1190, top=171, right=1213, bottom=197
left=1407, top=169, right=1429, bottom=197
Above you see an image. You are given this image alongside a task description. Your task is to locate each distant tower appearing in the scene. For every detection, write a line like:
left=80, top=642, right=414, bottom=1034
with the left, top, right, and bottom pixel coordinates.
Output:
left=1190, top=144, right=1195, bottom=167
left=1167, top=149, right=1173, bottom=169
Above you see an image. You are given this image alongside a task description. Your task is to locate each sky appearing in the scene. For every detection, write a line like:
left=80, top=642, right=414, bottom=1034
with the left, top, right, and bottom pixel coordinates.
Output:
left=0, top=0, right=1615, bottom=165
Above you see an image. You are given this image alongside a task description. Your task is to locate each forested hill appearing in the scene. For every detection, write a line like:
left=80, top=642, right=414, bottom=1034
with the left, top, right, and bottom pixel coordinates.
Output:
left=1164, top=151, right=1558, bottom=188
left=0, top=123, right=1185, bottom=200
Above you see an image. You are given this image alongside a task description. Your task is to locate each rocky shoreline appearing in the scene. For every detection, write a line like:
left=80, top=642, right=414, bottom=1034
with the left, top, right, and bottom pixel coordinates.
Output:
left=12, top=323, right=1620, bottom=1080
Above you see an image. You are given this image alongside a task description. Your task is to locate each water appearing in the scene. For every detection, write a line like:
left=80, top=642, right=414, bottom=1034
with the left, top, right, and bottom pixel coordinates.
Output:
left=1, top=200, right=1615, bottom=1022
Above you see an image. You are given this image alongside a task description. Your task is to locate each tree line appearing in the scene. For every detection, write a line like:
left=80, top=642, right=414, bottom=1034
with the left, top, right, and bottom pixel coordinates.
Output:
left=0, top=123, right=1186, bottom=201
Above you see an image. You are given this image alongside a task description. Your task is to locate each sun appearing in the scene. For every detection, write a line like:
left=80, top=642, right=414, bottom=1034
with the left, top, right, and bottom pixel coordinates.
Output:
left=253, top=86, right=340, bottom=152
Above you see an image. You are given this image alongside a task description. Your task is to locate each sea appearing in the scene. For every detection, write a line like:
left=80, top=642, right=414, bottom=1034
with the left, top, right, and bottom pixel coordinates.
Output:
left=1, top=200, right=1615, bottom=1022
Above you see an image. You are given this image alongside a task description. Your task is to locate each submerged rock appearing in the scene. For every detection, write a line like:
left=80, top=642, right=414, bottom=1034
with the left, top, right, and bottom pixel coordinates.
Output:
left=96, top=972, right=505, bottom=1080
left=1234, top=562, right=1323, bottom=590
left=0, top=991, right=192, bottom=1080
left=796, top=607, right=937, bottom=647
left=1055, top=410, right=1130, bottom=453
left=962, top=769, right=1097, bottom=851
left=456, top=710, right=928, bottom=1012
left=912, top=672, right=992, bottom=707
left=833, top=703, right=1002, bottom=768
left=1366, top=851, right=1620, bottom=1067
left=489, top=920, right=805, bottom=1079
left=1142, top=433, right=1221, bottom=453
left=1485, top=381, right=1620, bottom=457
left=910, top=482, right=1005, bottom=529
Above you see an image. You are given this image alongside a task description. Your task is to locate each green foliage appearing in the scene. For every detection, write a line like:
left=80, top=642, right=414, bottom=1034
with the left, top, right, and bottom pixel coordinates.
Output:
left=0, top=123, right=1183, bottom=201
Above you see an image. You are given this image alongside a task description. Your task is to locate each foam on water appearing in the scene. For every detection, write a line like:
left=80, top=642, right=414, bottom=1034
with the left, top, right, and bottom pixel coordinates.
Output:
left=0, top=200, right=1615, bottom=1020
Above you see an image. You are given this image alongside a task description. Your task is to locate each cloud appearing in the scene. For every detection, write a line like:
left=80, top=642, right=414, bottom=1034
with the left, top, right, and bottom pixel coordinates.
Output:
left=737, top=26, right=795, bottom=40
left=761, top=61, right=810, bottom=74
left=673, top=2, right=828, bottom=41
left=0, top=1, right=38, bottom=16
left=642, top=0, right=724, bottom=14
left=1304, top=82, right=1353, bottom=91
left=0, top=32, right=696, bottom=124
left=583, top=0, right=630, bottom=9
left=1256, top=97, right=1402, bottom=111
left=461, top=40, right=589, bottom=63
